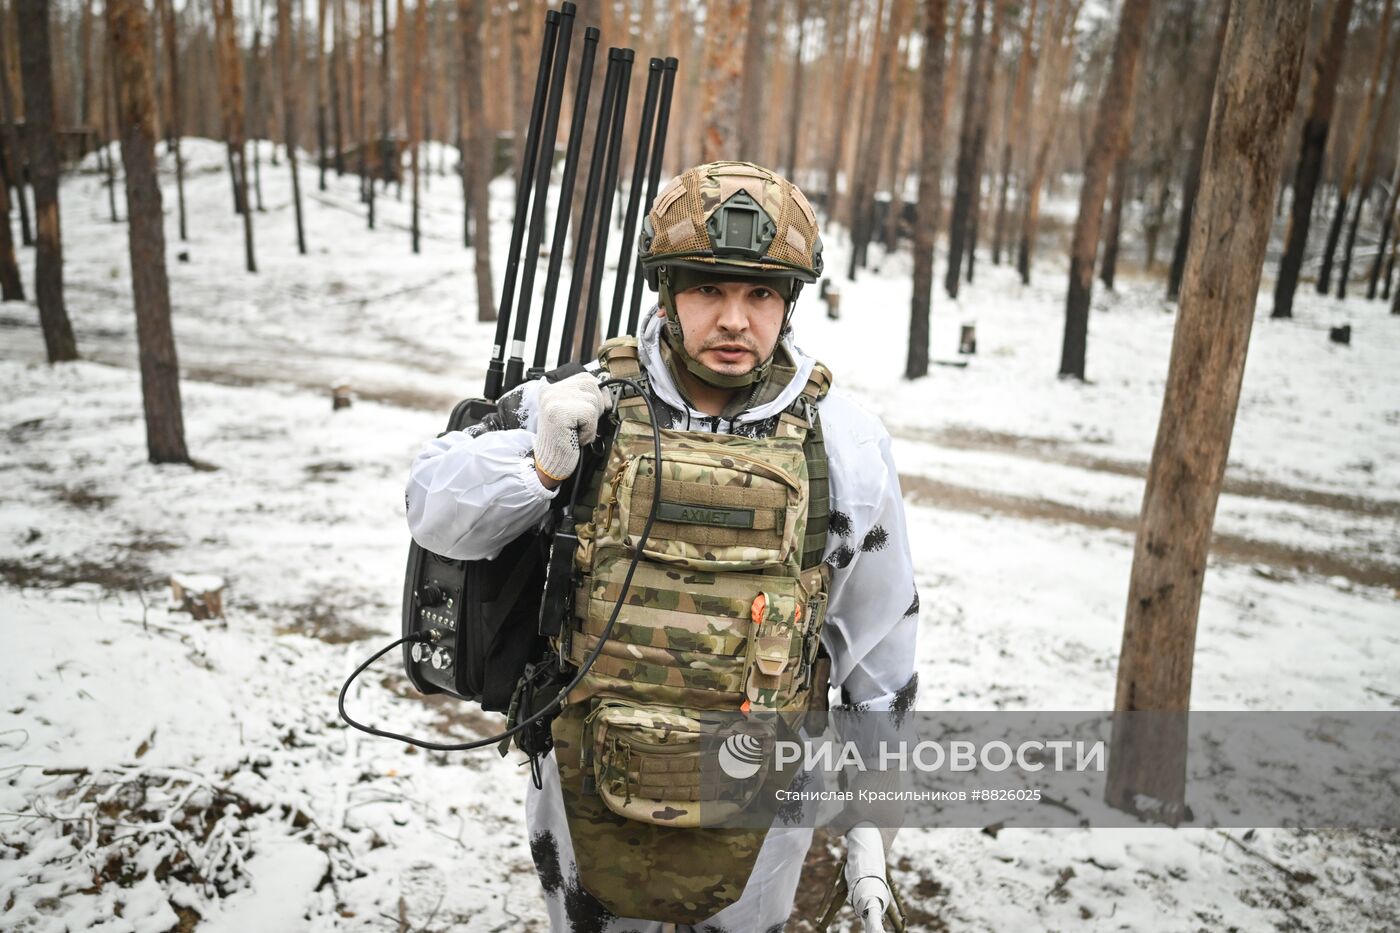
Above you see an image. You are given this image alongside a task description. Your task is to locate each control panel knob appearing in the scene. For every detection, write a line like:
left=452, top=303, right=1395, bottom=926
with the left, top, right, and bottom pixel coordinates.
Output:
left=417, top=583, right=446, bottom=607
left=431, top=648, right=452, bottom=671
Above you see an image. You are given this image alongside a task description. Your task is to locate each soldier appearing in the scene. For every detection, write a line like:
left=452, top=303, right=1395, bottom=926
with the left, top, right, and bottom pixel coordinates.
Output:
left=406, top=161, right=919, bottom=931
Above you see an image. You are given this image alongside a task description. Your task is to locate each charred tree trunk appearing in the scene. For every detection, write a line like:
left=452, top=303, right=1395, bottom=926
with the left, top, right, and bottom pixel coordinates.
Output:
left=1100, top=157, right=1127, bottom=290
left=1106, top=0, right=1307, bottom=821
left=1318, top=0, right=1392, bottom=296
left=1058, top=0, right=1150, bottom=381
left=108, top=0, right=190, bottom=464
left=1166, top=0, right=1228, bottom=302
left=459, top=0, right=495, bottom=321
left=278, top=0, right=307, bottom=254
left=909, top=0, right=948, bottom=381
left=1272, top=0, right=1353, bottom=318
left=17, top=0, right=79, bottom=362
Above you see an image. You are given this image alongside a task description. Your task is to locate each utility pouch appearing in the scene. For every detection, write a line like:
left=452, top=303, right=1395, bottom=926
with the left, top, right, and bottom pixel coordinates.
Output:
left=586, top=701, right=772, bottom=827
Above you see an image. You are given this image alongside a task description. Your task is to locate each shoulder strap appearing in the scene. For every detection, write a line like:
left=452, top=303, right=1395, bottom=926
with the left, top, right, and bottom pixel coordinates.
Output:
left=597, top=335, right=642, bottom=379
left=799, top=361, right=832, bottom=571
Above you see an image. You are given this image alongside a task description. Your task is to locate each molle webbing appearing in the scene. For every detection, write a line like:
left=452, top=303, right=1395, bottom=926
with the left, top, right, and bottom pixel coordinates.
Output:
left=596, top=337, right=831, bottom=570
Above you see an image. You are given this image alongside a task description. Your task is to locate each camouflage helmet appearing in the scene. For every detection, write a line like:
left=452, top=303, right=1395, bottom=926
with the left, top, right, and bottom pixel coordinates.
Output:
left=638, top=162, right=824, bottom=391
left=638, top=161, right=824, bottom=286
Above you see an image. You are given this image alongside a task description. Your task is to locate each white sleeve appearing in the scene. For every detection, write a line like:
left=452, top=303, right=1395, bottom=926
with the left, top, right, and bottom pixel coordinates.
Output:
left=819, top=406, right=920, bottom=713
left=405, top=427, right=559, bottom=561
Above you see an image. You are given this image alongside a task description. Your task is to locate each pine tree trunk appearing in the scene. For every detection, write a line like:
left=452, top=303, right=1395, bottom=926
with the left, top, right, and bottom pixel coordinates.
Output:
left=108, top=0, right=190, bottom=464
left=1367, top=128, right=1400, bottom=300
left=460, top=0, right=495, bottom=321
left=1058, top=0, right=1150, bottom=381
left=1166, top=1, right=1227, bottom=302
left=737, top=0, right=770, bottom=161
left=17, top=0, right=79, bottom=362
left=215, top=0, right=257, bottom=272
left=1317, top=0, right=1392, bottom=296
left=0, top=28, right=33, bottom=248
left=701, top=0, right=746, bottom=163
left=1016, top=0, right=1080, bottom=285
left=992, top=0, right=1037, bottom=267
left=409, top=0, right=424, bottom=253
left=850, top=0, right=911, bottom=279
left=332, top=0, right=346, bottom=175
left=160, top=0, right=187, bottom=241
left=1272, top=0, right=1353, bottom=318
left=963, top=0, right=1003, bottom=287
left=909, top=0, right=947, bottom=382
left=0, top=148, right=22, bottom=301
left=781, top=0, right=808, bottom=178
left=820, top=0, right=851, bottom=218
left=1100, top=157, right=1127, bottom=290
left=278, top=0, right=307, bottom=254
left=1339, top=36, right=1400, bottom=300
left=1106, top=0, right=1307, bottom=821
left=316, top=0, right=329, bottom=189
left=943, top=0, right=986, bottom=296
left=104, top=41, right=121, bottom=222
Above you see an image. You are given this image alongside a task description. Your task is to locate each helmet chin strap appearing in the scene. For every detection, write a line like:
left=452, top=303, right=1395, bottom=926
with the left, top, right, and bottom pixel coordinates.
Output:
left=656, top=267, right=797, bottom=391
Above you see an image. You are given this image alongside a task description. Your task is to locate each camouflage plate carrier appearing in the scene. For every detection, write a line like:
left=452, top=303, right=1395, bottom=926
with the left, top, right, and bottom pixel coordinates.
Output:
left=549, top=335, right=833, bottom=923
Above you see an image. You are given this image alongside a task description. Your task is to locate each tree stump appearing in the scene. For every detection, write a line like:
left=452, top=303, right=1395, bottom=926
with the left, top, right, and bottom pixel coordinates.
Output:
left=170, top=573, right=225, bottom=620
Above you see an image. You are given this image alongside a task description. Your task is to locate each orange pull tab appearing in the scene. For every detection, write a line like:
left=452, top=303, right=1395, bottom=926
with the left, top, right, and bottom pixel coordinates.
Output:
left=740, top=698, right=752, bottom=714
left=794, top=602, right=803, bottom=623
left=750, top=593, right=767, bottom=626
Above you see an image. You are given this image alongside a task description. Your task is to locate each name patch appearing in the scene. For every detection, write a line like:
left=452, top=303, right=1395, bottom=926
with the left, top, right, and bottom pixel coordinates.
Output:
left=657, top=502, right=756, bottom=528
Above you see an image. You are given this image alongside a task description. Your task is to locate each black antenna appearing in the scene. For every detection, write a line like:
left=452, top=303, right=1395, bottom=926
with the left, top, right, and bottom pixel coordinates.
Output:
left=627, top=56, right=678, bottom=335
left=485, top=11, right=559, bottom=400
left=504, top=3, right=576, bottom=393
left=579, top=49, right=633, bottom=359
left=558, top=50, right=623, bottom=366
left=607, top=58, right=663, bottom=340
left=530, top=25, right=600, bottom=380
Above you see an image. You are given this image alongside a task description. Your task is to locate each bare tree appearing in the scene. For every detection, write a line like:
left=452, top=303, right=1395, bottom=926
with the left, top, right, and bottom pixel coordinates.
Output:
left=108, top=0, right=191, bottom=464
left=1317, top=0, right=1393, bottom=295
left=1106, top=0, right=1307, bottom=821
left=1099, top=157, right=1127, bottom=290
left=909, top=0, right=948, bottom=381
left=1272, top=0, right=1355, bottom=318
left=1368, top=118, right=1400, bottom=299
left=0, top=24, right=34, bottom=247
left=459, top=0, right=495, bottom=321
left=943, top=0, right=987, bottom=296
left=1058, top=0, right=1151, bottom=381
left=278, top=0, right=307, bottom=253
left=781, top=0, right=809, bottom=177
left=17, top=0, right=79, bottom=362
left=316, top=0, right=330, bottom=189
left=820, top=0, right=852, bottom=217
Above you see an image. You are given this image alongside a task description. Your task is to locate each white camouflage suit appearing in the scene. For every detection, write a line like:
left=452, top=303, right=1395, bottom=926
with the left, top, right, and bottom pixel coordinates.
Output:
left=406, top=311, right=920, bottom=932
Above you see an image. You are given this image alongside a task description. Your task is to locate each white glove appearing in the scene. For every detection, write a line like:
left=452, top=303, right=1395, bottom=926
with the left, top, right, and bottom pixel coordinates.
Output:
left=533, top=372, right=608, bottom=481
left=846, top=823, right=892, bottom=932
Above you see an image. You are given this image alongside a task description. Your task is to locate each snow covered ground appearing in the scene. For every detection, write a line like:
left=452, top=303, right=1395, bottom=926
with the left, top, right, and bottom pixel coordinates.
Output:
left=1, top=140, right=1398, bottom=931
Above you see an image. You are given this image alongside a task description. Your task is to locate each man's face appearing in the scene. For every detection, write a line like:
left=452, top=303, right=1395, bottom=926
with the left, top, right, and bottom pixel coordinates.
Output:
left=664, top=279, right=786, bottom=376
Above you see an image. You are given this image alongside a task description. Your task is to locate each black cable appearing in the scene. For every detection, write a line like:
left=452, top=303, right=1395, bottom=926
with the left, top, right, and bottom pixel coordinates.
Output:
left=339, top=376, right=663, bottom=752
